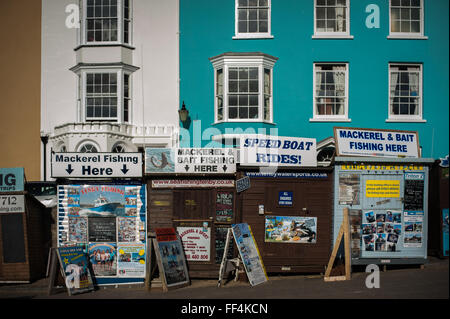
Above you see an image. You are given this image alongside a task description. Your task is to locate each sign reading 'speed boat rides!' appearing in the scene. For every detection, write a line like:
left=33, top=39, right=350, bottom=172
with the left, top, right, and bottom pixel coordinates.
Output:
left=334, top=127, right=420, bottom=158
left=239, top=134, right=317, bottom=167
left=51, top=153, right=143, bottom=178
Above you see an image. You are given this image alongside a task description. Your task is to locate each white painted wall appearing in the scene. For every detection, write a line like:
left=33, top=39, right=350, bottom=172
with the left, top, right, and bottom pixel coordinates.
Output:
left=41, top=0, right=78, bottom=134
left=41, top=0, right=180, bottom=179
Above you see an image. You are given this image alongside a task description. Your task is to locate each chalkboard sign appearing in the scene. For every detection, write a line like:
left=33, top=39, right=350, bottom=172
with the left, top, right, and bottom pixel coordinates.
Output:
left=88, top=217, right=117, bottom=242
left=215, top=226, right=234, bottom=264
left=216, top=191, right=233, bottom=222
left=1, top=214, right=26, bottom=263
left=404, top=173, right=424, bottom=211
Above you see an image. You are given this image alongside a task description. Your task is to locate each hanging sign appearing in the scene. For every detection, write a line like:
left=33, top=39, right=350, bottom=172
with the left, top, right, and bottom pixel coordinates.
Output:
left=334, top=127, right=419, bottom=158
left=236, top=176, right=251, bottom=193
left=239, top=134, right=317, bottom=167
left=51, top=152, right=142, bottom=178
left=145, top=148, right=236, bottom=174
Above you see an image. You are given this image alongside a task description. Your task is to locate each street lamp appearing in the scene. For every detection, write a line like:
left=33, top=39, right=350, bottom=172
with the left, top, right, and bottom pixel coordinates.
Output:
left=178, top=101, right=189, bottom=123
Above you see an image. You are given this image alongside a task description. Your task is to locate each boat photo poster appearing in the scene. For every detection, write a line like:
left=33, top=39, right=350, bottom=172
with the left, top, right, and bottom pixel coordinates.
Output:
left=57, top=184, right=147, bottom=279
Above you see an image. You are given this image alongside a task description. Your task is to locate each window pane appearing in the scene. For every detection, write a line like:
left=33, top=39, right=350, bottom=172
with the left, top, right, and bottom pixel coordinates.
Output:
left=317, top=8, right=325, bottom=20
left=229, top=107, right=237, bottom=119
left=249, top=80, right=258, bottom=92
left=238, top=21, right=247, bottom=33
left=411, top=21, right=420, bottom=33
left=239, top=107, right=249, bottom=119
left=411, top=8, right=420, bottom=20
left=400, top=21, right=410, bottom=32
left=229, top=95, right=238, bottom=106
left=391, top=20, right=400, bottom=32
left=249, top=95, right=259, bottom=106
left=239, top=95, right=249, bottom=106
left=249, top=107, right=259, bottom=118
left=229, top=80, right=238, bottom=93
left=239, top=68, right=249, bottom=79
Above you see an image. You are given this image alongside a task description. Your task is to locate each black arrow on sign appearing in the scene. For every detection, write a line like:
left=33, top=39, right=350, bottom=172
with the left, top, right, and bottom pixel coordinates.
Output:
left=223, top=165, right=228, bottom=172
left=121, top=164, right=129, bottom=174
left=66, top=164, right=74, bottom=175
left=185, top=165, right=190, bottom=172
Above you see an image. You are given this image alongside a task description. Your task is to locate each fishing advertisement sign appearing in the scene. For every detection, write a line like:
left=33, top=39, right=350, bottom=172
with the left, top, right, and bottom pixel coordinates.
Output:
left=57, top=184, right=147, bottom=281
left=334, top=127, right=419, bottom=158
left=145, top=148, right=236, bottom=174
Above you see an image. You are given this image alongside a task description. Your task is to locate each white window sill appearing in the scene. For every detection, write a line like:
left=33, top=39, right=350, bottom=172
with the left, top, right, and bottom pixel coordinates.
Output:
left=309, top=118, right=351, bottom=122
left=213, top=120, right=276, bottom=125
left=386, top=118, right=427, bottom=123
left=387, top=34, right=428, bottom=40
left=233, top=34, right=274, bottom=40
left=312, top=34, right=354, bottom=39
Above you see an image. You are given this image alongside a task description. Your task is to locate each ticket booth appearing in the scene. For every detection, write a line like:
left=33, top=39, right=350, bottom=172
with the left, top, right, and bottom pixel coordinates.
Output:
left=0, top=192, right=47, bottom=283
left=147, top=178, right=237, bottom=278
left=144, top=147, right=238, bottom=278
left=333, top=157, right=434, bottom=265
left=238, top=169, right=334, bottom=273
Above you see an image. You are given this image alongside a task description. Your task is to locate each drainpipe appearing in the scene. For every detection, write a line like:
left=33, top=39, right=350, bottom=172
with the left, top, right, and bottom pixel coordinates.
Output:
left=40, top=134, right=49, bottom=181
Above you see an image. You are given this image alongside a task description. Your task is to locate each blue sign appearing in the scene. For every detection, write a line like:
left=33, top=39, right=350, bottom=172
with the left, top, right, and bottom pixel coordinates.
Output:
left=278, top=191, right=293, bottom=206
left=0, top=168, right=24, bottom=192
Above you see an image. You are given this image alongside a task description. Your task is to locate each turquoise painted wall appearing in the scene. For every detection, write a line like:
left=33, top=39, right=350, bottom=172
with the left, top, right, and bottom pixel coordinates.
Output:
left=180, top=0, right=449, bottom=159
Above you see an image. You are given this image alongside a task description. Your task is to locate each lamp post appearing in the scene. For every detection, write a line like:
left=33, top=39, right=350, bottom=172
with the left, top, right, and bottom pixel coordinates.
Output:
left=40, top=133, right=49, bottom=181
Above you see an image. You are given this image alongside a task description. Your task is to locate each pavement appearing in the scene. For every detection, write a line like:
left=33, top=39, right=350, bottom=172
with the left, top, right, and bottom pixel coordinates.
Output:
left=0, top=256, right=448, bottom=301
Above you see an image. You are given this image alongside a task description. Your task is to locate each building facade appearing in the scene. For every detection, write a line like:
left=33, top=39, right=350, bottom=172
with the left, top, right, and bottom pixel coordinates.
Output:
left=0, top=0, right=42, bottom=181
left=41, top=0, right=180, bottom=181
left=179, top=0, right=449, bottom=161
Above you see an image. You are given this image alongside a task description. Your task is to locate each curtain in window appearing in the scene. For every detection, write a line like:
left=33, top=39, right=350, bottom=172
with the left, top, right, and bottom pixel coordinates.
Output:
left=390, top=71, right=399, bottom=114
left=335, top=6, right=345, bottom=32
left=333, top=66, right=346, bottom=115
left=315, top=66, right=324, bottom=114
left=408, top=71, right=419, bottom=115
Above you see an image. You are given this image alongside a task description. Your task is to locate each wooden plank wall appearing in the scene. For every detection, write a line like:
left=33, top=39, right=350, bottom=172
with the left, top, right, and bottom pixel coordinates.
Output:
left=241, top=173, right=334, bottom=273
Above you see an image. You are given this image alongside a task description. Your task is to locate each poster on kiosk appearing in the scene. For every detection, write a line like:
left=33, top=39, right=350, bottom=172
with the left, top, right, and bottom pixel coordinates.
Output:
left=57, top=184, right=147, bottom=285
left=333, top=127, right=432, bottom=265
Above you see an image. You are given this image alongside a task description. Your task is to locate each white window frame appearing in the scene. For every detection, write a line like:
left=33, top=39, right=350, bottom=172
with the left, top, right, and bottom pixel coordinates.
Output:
left=313, top=0, right=353, bottom=39
left=388, top=0, right=427, bottom=39
left=310, top=62, right=350, bottom=122
left=387, top=63, right=425, bottom=122
left=79, top=0, right=133, bottom=46
left=73, top=66, right=133, bottom=123
left=233, top=0, right=274, bottom=39
left=210, top=53, right=277, bottom=123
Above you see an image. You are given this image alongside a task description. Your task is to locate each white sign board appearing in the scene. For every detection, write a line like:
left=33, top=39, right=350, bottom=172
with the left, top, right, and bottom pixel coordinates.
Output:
left=177, top=227, right=211, bottom=261
left=175, top=148, right=236, bottom=174
left=51, top=153, right=142, bottom=178
left=239, top=134, right=317, bottom=167
left=334, top=127, right=419, bottom=158
left=145, top=148, right=236, bottom=174
left=0, top=195, right=25, bottom=213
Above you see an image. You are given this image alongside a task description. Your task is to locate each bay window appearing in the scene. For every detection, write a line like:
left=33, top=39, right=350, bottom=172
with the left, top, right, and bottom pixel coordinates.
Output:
left=210, top=53, right=277, bottom=123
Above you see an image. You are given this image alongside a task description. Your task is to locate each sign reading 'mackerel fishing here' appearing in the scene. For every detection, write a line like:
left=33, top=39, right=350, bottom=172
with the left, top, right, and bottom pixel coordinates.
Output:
left=51, top=153, right=143, bottom=178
